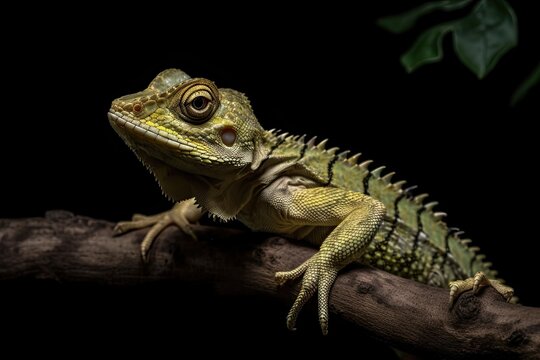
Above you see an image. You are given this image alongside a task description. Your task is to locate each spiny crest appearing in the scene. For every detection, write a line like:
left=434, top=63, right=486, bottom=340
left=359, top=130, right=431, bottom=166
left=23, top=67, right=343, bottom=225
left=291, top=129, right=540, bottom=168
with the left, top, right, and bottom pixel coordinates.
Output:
left=326, top=147, right=339, bottom=156
left=337, top=151, right=349, bottom=161
left=434, top=212, right=447, bottom=220
left=316, top=139, right=328, bottom=150
left=414, top=193, right=429, bottom=204
left=393, top=180, right=407, bottom=190
left=300, top=136, right=340, bottom=152
left=338, top=148, right=495, bottom=279
left=425, top=202, right=438, bottom=211
left=404, top=185, right=419, bottom=194
left=347, top=153, right=361, bottom=165
left=382, top=172, right=395, bottom=183
left=271, top=132, right=349, bottom=155
left=359, top=160, right=373, bottom=169
left=272, top=131, right=308, bottom=151
left=371, top=166, right=386, bottom=178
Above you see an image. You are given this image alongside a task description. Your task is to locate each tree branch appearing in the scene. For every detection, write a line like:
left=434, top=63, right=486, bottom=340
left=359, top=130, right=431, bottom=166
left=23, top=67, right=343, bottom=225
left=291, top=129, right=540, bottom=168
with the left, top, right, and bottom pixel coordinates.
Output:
left=0, top=211, right=538, bottom=358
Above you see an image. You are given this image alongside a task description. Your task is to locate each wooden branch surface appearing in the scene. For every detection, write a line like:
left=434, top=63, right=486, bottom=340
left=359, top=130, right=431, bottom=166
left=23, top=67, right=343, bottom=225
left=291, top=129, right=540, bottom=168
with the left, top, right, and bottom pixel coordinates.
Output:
left=0, top=211, right=538, bottom=358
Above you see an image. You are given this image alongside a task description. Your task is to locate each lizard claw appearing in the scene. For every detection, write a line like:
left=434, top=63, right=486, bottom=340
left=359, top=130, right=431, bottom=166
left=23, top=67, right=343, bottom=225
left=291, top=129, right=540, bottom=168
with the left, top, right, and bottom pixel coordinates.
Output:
left=449, top=271, right=514, bottom=306
left=276, top=252, right=338, bottom=335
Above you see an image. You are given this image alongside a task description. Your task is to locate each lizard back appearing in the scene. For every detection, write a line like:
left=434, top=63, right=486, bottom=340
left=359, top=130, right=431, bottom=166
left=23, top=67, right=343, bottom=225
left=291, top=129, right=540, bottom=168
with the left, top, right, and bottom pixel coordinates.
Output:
left=264, top=130, right=496, bottom=286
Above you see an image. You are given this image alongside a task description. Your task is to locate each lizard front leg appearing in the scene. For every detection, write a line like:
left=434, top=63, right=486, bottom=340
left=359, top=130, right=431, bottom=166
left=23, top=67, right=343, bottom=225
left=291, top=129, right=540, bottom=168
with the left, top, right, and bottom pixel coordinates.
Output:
left=113, top=198, right=204, bottom=261
left=267, top=186, right=385, bottom=335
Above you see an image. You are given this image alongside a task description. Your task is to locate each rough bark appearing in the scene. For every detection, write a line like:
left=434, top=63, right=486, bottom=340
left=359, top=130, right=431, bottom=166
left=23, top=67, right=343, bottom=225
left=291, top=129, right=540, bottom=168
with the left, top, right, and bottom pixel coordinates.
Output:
left=0, top=211, right=538, bottom=358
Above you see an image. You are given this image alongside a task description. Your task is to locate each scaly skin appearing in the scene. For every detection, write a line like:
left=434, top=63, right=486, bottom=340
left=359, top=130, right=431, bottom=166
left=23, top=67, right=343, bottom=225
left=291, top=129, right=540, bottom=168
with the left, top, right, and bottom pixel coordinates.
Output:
left=109, top=69, right=514, bottom=334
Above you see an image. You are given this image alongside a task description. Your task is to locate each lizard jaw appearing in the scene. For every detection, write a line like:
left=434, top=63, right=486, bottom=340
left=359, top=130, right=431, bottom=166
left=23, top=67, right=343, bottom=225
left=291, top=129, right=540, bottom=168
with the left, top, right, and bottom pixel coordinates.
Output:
left=108, top=111, right=195, bottom=154
left=108, top=111, right=227, bottom=172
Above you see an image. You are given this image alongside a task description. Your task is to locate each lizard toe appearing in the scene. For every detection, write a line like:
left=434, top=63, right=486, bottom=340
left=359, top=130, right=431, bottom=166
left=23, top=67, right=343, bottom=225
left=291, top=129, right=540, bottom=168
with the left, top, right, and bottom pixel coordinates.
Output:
left=318, top=269, right=338, bottom=336
left=282, top=254, right=339, bottom=334
left=448, top=272, right=515, bottom=307
left=275, top=256, right=312, bottom=286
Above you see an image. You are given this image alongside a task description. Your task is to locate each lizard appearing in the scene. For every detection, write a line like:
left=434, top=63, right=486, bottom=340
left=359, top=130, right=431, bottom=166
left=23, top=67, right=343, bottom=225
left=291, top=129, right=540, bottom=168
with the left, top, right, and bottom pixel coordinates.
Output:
left=108, top=68, right=514, bottom=335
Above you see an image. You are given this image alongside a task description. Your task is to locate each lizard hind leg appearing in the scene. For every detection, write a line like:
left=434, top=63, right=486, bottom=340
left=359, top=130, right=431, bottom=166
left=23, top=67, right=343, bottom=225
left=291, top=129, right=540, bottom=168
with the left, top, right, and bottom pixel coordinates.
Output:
left=113, top=198, right=203, bottom=262
left=449, top=271, right=514, bottom=306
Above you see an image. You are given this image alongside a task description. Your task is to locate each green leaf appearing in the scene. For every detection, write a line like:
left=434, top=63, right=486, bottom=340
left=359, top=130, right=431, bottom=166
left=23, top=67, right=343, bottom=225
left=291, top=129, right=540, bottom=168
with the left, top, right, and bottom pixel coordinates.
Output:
left=401, top=24, right=454, bottom=73
left=377, top=0, right=471, bottom=34
left=511, top=62, right=540, bottom=106
left=453, top=0, right=517, bottom=78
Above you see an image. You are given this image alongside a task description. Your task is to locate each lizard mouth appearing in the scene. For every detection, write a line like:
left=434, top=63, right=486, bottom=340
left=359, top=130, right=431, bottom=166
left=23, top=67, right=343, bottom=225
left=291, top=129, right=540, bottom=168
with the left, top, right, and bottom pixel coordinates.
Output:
left=108, top=111, right=195, bottom=153
left=108, top=110, right=222, bottom=175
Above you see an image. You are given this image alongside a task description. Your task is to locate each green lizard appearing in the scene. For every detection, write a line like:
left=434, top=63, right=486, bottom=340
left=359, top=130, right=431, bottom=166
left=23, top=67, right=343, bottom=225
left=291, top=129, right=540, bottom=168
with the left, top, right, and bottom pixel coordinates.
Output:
left=109, top=68, right=514, bottom=334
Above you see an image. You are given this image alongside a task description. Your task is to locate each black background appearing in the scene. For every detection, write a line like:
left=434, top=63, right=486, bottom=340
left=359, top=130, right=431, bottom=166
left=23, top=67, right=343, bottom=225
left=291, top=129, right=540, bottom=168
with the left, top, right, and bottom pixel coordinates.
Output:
left=1, top=1, right=538, bottom=357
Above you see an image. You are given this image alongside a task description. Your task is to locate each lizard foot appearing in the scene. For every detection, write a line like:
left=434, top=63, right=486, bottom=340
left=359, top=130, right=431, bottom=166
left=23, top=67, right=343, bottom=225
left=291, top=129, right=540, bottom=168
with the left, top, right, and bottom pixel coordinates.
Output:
left=449, top=271, right=514, bottom=306
left=275, top=253, right=338, bottom=335
left=113, top=198, right=202, bottom=262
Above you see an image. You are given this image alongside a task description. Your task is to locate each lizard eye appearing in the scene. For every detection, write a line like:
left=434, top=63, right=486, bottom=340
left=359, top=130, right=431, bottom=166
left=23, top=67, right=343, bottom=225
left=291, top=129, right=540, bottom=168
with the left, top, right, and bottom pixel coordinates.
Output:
left=175, top=79, right=220, bottom=124
left=191, top=96, right=208, bottom=111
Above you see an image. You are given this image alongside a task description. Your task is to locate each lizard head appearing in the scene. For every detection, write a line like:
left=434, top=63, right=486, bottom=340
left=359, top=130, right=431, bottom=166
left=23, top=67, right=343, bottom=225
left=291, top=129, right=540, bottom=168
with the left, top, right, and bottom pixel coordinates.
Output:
left=108, top=69, right=268, bottom=183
